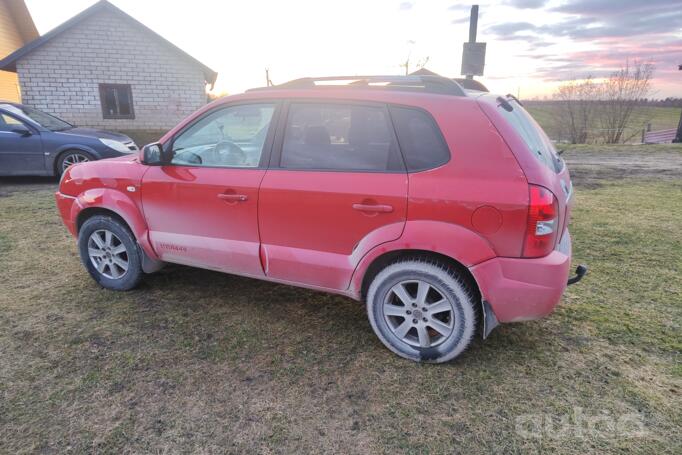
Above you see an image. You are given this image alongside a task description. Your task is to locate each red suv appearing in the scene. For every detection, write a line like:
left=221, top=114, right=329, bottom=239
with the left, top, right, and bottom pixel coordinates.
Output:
left=56, top=75, right=586, bottom=363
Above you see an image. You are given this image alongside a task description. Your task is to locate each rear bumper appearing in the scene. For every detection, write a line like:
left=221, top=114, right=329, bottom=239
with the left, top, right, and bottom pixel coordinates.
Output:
left=469, top=231, right=572, bottom=323
left=55, top=192, right=77, bottom=237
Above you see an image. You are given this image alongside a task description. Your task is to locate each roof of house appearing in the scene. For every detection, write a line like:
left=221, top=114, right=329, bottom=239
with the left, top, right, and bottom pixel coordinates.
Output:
left=2, top=0, right=39, bottom=44
left=0, top=0, right=217, bottom=85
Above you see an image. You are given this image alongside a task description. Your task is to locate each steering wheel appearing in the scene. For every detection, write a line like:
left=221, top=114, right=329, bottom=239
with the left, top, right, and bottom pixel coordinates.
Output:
left=213, top=140, right=246, bottom=166
left=173, top=150, right=202, bottom=165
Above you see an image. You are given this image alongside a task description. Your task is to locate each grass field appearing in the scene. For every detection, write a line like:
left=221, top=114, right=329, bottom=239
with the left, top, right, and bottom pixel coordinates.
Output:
left=526, top=104, right=681, bottom=143
left=1, top=146, right=680, bottom=453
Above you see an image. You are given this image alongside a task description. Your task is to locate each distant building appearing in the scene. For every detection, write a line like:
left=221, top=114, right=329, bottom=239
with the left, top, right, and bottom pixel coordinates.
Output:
left=0, top=0, right=217, bottom=131
left=0, top=0, right=38, bottom=102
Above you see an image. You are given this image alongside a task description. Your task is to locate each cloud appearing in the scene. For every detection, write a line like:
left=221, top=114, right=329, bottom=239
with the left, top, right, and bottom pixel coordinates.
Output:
left=504, top=0, right=548, bottom=8
left=399, top=1, right=414, bottom=10
left=486, top=21, right=537, bottom=36
left=552, top=0, right=681, bottom=16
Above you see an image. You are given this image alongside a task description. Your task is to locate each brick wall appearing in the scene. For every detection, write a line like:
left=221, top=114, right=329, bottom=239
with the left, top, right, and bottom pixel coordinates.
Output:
left=15, top=9, right=208, bottom=130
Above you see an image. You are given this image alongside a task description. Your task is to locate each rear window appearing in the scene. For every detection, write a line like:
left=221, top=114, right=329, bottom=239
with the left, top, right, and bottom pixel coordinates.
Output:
left=389, top=107, right=450, bottom=172
left=497, top=98, right=562, bottom=173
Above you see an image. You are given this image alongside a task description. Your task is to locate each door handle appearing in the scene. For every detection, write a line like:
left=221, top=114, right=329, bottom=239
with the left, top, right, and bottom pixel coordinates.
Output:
left=352, top=203, right=393, bottom=213
left=217, top=193, right=248, bottom=202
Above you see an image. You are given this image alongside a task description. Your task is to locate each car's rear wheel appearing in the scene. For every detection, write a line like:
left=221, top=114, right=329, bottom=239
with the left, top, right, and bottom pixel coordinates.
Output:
left=78, top=215, right=142, bottom=291
left=58, top=150, right=93, bottom=176
left=366, top=259, right=477, bottom=363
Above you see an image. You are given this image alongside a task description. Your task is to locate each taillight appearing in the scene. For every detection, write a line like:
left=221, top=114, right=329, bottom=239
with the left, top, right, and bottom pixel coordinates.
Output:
left=523, top=185, right=559, bottom=258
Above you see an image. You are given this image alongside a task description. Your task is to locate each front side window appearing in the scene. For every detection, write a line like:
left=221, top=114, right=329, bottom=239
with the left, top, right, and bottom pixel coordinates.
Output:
left=389, top=106, right=450, bottom=172
left=0, top=113, right=23, bottom=131
left=171, top=103, right=276, bottom=168
left=99, top=84, right=134, bottom=119
left=281, top=103, right=402, bottom=171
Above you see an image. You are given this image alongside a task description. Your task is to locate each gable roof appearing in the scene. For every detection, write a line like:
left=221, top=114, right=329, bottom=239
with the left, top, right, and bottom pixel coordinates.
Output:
left=0, top=0, right=217, bottom=85
left=2, top=0, right=39, bottom=44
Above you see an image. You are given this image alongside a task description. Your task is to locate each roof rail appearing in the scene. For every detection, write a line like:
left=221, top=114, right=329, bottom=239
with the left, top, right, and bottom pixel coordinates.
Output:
left=248, top=75, right=467, bottom=97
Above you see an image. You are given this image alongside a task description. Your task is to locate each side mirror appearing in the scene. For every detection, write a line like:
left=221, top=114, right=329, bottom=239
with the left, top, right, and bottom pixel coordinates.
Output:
left=11, top=125, right=31, bottom=137
left=140, top=142, right=170, bottom=165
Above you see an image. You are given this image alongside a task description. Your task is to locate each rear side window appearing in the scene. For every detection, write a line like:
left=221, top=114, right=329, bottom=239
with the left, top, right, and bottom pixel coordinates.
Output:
left=389, top=107, right=450, bottom=172
left=281, top=103, right=403, bottom=172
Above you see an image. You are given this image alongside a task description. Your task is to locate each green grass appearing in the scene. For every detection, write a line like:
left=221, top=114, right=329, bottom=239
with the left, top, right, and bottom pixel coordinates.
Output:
left=526, top=104, right=681, bottom=143
left=0, top=149, right=680, bottom=453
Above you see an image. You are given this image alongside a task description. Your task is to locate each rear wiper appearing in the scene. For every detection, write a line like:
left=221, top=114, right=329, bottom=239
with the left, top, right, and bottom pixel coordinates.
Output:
left=506, top=94, right=524, bottom=106
left=496, top=97, right=513, bottom=112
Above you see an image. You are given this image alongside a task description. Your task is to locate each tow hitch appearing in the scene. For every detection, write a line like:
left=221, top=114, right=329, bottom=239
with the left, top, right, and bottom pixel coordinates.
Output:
left=567, top=264, right=588, bottom=286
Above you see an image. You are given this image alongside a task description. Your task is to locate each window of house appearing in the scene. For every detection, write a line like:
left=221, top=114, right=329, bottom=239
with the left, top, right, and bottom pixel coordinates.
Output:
left=389, top=107, right=450, bottom=172
left=281, top=103, right=402, bottom=172
left=99, top=84, right=134, bottom=119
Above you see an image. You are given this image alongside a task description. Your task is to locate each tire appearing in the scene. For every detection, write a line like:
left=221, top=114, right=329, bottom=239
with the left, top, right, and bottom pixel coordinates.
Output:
left=366, top=259, right=477, bottom=363
left=78, top=215, right=143, bottom=291
left=57, top=150, right=93, bottom=176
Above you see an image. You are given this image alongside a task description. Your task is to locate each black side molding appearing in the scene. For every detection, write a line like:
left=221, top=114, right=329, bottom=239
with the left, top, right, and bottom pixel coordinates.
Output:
left=567, top=265, right=588, bottom=286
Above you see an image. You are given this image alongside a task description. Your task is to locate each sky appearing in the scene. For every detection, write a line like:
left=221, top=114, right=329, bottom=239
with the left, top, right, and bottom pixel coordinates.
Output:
left=24, top=0, right=682, bottom=98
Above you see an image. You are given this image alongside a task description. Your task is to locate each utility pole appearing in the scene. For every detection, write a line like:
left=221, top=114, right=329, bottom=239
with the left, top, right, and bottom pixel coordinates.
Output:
left=461, top=5, right=486, bottom=80
left=673, top=65, right=682, bottom=143
left=466, top=5, right=478, bottom=80
left=265, top=68, right=273, bottom=87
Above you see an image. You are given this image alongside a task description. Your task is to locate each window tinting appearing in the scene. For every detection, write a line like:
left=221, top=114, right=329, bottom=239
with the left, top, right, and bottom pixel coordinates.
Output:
left=281, top=103, right=402, bottom=171
left=99, top=84, right=134, bottom=119
left=390, top=107, right=449, bottom=171
left=171, top=103, right=275, bottom=168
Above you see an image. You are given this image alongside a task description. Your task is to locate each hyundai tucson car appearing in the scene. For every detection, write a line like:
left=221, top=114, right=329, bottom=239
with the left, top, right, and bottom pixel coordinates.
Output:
left=55, top=75, right=586, bottom=363
left=0, top=102, right=137, bottom=176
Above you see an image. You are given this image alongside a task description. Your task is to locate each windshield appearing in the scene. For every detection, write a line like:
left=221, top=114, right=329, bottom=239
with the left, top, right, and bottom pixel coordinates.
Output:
left=497, top=98, right=562, bottom=173
left=0, top=104, right=72, bottom=131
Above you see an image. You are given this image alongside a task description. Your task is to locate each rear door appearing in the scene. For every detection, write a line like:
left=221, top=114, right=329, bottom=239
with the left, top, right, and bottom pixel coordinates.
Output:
left=0, top=112, right=44, bottom=175
left=258, top=101, right=408, bottom=290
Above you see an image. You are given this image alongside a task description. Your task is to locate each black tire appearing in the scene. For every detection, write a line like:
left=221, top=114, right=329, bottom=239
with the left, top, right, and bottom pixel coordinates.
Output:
left=78, top=215, right=143, bottom=291
left=366, top=259, right=477, bottom=363
left=57, top=150, right=94, bottom=176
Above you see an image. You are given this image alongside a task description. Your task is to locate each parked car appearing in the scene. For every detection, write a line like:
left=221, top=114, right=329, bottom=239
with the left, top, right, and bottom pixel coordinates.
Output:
left=0, top=102, right=138, bottom=176
left=55, top=75, right=586, bottom=363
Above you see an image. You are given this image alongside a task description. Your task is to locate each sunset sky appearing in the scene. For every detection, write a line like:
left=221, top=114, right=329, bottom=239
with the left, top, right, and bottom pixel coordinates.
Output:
left=24, top=0, right=682, bottom=98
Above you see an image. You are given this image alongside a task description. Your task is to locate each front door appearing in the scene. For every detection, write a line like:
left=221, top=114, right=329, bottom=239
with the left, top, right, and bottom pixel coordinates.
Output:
left=259, top=101, right=408, bottom=290
left=0, top=112, right=43, bottom=175
left=141, top=102, right=278, bottom=276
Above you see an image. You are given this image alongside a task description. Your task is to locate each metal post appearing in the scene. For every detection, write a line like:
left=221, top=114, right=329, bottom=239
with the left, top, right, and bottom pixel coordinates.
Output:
left=466, top=5, right=479, bottom=80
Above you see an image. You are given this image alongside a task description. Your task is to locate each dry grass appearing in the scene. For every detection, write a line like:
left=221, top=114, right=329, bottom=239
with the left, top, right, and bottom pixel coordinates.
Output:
left=0, top=147, right=680, bottom=454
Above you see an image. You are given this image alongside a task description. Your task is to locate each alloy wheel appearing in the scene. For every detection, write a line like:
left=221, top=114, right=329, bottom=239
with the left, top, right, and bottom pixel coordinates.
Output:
left=62, top=153, right=90, bottom=172
left=383, top=279, right=455, bottom=348
left=87, top=229, right=129, bottom=279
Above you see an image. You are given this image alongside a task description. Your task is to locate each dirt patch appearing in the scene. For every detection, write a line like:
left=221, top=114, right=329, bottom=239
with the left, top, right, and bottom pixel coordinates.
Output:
left=564, top=150, right=682, bottom=188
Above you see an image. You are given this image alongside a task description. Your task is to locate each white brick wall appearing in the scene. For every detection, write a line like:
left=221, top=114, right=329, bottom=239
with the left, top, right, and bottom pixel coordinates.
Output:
left=15, top=9, right=209, bottom=130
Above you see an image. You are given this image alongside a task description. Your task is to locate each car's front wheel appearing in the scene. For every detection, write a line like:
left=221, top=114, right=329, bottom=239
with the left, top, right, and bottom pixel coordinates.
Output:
left=57, top=150, right=93, bottom=176
left=78, top=215, right=142, bottom=291
left=366, top=259, right=477, bottom=363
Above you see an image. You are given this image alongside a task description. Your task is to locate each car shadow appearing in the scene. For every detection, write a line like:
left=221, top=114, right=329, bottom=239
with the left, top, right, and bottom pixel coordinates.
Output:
left=0, top=176, right=57, bottom=196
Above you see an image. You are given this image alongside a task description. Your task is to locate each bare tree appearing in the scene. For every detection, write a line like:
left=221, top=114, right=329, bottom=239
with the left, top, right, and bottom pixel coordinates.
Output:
left=554, top=77, right=597, bottom=144
left=596, top=61, right=654, bottom=144
left=551, top=60, right=654, bottom=144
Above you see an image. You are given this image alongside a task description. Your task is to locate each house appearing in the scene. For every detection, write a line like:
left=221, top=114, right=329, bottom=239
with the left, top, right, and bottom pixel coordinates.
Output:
left=0, top=0, right=38, bottom=102
left=0, top=0, right=216, bottom=132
